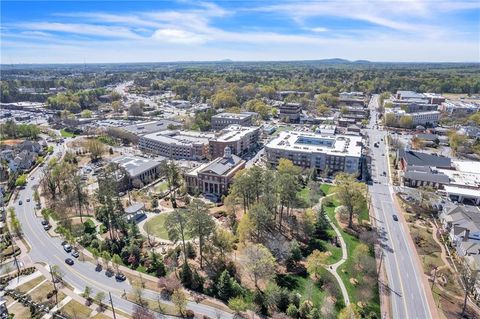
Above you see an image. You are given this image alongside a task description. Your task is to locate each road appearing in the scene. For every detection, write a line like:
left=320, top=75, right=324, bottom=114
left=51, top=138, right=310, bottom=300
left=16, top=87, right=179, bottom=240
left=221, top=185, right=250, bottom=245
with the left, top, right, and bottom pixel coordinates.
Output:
left=10, top=142, right=233, bottom=318
left=366, top=95, right=435, bottom=319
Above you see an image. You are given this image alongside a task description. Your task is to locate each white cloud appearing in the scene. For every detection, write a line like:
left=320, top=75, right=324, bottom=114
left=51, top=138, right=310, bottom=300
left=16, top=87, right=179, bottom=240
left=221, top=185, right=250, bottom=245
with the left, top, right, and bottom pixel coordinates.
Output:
left=152, top=28, right=207, bottom=44
left=309, top=27, right=328, bottom=33
left=18, top=22, right=142, bottom=39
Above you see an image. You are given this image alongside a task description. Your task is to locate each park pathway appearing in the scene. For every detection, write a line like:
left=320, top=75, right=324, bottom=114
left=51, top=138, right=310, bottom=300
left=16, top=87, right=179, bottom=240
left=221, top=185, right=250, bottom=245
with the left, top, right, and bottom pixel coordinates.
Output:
left=313, top=194, right=350, bottom=306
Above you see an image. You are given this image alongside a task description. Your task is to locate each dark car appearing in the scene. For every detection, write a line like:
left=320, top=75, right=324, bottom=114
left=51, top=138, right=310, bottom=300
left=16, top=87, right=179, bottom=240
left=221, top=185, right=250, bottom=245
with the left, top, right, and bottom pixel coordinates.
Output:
left=393, top=215, right=399, bottom=221
left=61, top=240, right=68, bottom=246
left=71, top=250, right=79, bottom=258
left=26, top=198, right=30, bottom=202
left=65, top=258, right=74, bottom=266
left=18, top=201, right=23, bottom=205
left=43, top=224, right=51, bottom=231
left=115, top=273, right=126, bottom=282
left=41, top=220, right=49, bottom=226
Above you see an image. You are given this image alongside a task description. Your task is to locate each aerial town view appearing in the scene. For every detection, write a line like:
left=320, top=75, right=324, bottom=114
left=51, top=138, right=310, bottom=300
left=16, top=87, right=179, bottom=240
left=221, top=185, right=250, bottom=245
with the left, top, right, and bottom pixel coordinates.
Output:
left=0, top=1, right=479, bottom=319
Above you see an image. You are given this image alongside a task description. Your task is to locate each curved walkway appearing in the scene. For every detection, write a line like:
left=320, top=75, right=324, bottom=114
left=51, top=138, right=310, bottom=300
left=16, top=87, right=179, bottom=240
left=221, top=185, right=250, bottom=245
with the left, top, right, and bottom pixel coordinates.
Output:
left=314, top=195, right=350, bottom=306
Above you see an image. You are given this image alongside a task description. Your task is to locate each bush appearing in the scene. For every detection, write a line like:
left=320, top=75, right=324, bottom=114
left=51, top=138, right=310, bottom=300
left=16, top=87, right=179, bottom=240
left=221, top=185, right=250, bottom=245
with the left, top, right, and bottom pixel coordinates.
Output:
left=83, top=219, right=96, bottom=234
left=286, top=304, right=299, bottom=318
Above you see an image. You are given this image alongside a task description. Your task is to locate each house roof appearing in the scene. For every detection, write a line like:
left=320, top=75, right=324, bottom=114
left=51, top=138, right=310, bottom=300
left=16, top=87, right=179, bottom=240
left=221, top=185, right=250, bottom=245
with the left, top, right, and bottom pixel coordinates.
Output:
left=398, top=148, right=452, bottom=168
left=111, top=156, right=160, bottom=177
left=125, top=202, right=145, bottom=214
left=404, top=170, right=450, bottom=184
left=199, top=154, right=244, bottom=176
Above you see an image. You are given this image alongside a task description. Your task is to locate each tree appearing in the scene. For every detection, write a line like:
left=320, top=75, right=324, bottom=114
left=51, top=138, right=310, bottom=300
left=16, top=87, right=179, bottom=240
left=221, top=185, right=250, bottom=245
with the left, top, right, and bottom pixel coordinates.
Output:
left=186, top=199, right=215, bottom=268
left=338, top=304, right=361, bottom=319
left=212, top=90, right=239, bottom=109
left=306, top=250, right=328, bottom=279
left=335, top=173, right=366, bottom=228
left=86, top=139, right=105, bottom=162
left=15, top=174, right=27, bottom=187
left=171, top=289, right=188, bottom=316
left=277, top=159, right=301, bottom=230
left=384, top=113, right=397, bottom=127
left=243, top=243, right=276, bottom=290
left=461, top=266, right=477, bottom=316
left=9, top=207, right=22, bottom=237
left=448, top=130, right=468, bottom=155
left=237, top=213, right=255, bottom=243
left=217, top=270, right=242, bottom=301
left=102, top=251, right=111, bottom=269
left=111, top=254, right=122, bottom=273
left=160, top=160, right=181, bottom=208
left=94, top=291, right=106, bottom=310
left=228, top=297, right=249, bottom=313
left=132, top=305, right=155, bottom=319
left=80, top=109, right=93, bottom=118
left=82, top=286, right=92, bottom=301
left=165, top=209, right=189, bottom=258
left=129, top=102, right=144, bottom=116
left=248, top=202, right=273, bottom=242
left=399, top=115, right=413, bottom=128
left=72, top=172, right=88, bottom=222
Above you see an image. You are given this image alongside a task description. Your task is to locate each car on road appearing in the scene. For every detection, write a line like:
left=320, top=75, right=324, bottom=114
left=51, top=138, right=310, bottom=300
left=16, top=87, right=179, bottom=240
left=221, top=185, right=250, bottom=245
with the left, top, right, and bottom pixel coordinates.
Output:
left=392, top=215, right=398, bottom=221
left=65, top=258, right=74, bottom=266
left=63, top=244, right=72, bottom=253
left=115, top=273, right=126, bottom=282
left=18, top=200, right=23, bottom=205
left=71, top=250, right=79, bottom=258
left=41, top=220, right=48, bottom=225
left=43, top=224, right=51, bottom=231
left=61, top=240, right=68, bottom=246
left=26, top=198, right=30, bottom=202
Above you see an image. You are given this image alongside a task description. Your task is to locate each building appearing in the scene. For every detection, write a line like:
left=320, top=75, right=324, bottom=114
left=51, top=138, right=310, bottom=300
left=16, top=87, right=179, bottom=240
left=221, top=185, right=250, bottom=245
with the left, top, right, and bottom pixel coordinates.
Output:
left=111, top=156, right=161, bottom=188
left=439, top=101, right=479, bottom=115
left=265, top=131, right=363, bottom=175
left=385, top=108, right=440, bottom=127
left=397, top=148, right=452, bottom=171
left=122, top=120, right=181, bottom=137
left=185, top=147, right=246, bottom=200
left=279, top=103, right=302, bottom=122
left=139, top=130, right=213, bottom=160
left=211, top=112, right=253, bottom=130
left=338, top=92, right=366, bottom=107
left=396, top=91, right=445, bottom=105
left=209, top=125, right=260, bottom=159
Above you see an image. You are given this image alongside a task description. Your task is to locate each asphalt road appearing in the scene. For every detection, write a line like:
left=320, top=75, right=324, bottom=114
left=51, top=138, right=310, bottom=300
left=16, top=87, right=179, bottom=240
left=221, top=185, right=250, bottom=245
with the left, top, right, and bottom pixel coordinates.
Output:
left=11, top=143, right=233, bottom=318
left=366, top=95, right=433, bottom=319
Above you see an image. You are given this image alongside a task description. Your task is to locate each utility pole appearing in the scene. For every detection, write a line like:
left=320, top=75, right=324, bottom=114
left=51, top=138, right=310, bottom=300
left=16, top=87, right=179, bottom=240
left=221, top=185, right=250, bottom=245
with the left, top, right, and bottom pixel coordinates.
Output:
left=109, top=292, right=117, bottom=319
left=49, top=265, right=59, bottom=307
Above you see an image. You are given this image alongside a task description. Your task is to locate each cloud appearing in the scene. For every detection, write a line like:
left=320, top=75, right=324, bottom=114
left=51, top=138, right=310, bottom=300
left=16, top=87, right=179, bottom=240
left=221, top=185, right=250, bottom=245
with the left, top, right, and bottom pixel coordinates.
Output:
left=152, top=28, right=207, bottom=44
left=18, top=22, right=143, bottom=39
left=309, top=27, right=328, bottom=33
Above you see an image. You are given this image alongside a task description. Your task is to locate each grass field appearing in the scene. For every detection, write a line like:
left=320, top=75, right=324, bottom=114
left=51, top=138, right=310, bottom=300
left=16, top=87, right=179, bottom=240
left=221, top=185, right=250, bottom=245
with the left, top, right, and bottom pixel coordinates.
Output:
left=16, top=275, right=45, bottom=293
left=324, top=197, right=380, bottom=315
left=60, top=129, right=75, bottom=138
left=60, top=300, right=93, bottom=319
left=144, top=213, right=192, bottom=240
left=320, top=183, right=332, bottom=195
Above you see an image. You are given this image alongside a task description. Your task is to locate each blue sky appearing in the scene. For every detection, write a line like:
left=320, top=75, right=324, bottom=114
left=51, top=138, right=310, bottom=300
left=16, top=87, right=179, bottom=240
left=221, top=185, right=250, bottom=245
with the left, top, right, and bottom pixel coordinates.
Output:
left=1, top=0, right=479, bottom=63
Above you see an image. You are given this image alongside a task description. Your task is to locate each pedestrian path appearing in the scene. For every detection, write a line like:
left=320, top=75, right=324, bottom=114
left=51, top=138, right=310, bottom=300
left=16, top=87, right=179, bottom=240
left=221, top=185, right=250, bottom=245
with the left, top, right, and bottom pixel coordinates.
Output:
left=314, top=194, right=350, bottom=306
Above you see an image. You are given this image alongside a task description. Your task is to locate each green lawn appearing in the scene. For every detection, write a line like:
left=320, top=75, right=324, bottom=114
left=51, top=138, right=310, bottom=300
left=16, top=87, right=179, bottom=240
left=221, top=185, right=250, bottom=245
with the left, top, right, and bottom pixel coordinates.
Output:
left=320, top=183, right=333, bottom=195
left=272, top=125, right=294, bottom=136
left=60, top=129, right=75, bottom=138
left=324, top=198, right=380, bottom=315
left=155, top=181, right=168, bottom=193
left=144, top=213, right=192, bottom=240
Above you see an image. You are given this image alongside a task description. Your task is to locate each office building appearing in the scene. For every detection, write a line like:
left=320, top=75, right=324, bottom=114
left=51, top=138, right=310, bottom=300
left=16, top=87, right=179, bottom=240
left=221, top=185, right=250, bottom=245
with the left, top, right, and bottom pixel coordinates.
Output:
left=209, top=125, right=260, bottom=158
left=211, top=112, right=253, bottom=130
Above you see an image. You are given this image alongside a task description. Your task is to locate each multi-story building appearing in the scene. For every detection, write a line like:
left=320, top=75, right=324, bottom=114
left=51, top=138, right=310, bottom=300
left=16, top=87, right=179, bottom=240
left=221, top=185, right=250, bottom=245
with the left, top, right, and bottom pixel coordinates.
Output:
left=338, top=92, right=366, bottom=107
left=439, top=101, right=480, bottom=116
left=265, top=131, right=363, bottom=175
left=385, top=108, right=440, bottom=126
left=122, top=120, right=181, bottom=137
left=139, top=130, right=213, bottom=160
left=211, top=112, right=253, bottom=130
left=279, top=103, right=302, bottom=122
left=209, top=125, right=260, bottom=158
left=111, top=155, right=162, bottom=188
left=395, top=91, right=445, bottom=105
left=185, top=147, right=246, bottom=200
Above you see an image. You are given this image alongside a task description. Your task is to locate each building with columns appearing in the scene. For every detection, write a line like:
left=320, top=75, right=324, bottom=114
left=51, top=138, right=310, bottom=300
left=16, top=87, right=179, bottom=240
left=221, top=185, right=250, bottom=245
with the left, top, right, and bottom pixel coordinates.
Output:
left=185, top=147, right=245, bottom=201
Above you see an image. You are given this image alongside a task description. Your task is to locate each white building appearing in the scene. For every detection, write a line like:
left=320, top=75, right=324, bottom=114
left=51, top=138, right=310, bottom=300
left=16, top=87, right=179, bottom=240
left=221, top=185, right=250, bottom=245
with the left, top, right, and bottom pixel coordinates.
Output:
left=385, top=108, right=440, bottom=126
left=265, top=131, right=363, bottom=175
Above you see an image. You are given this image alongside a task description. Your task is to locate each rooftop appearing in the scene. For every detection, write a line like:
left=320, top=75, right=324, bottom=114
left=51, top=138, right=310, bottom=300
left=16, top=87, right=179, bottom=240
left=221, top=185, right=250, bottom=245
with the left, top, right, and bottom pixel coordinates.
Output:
left=399, top=149, right=452, bottom=168
left=111, top=155, right=160, bottom=177
left=123, top=120, right=180, bottom=135
left=212, top=112, right=252, bottom=120
left=266, top=131, right=362, bottom=157
left=213, top=125, right=259, bottom=142
left=142, top=130, right=214, bottom=146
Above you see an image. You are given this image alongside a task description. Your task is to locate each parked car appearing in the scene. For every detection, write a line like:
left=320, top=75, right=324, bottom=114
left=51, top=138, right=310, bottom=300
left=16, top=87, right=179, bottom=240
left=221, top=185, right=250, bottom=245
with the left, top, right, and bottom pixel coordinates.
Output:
left=71, top=250, right=79, bottom=258
left=43, top=224, right=51, bottom=231
left=63, top=244, right=72, bottom=253
left=393, top=215, right=399, bottom=221
left=26, top=198, right=30, bottom=202
left=115, top=273, right=126, bottom=282
left=61, top=240, right=68, bottom=246
left=18, top=201, right=23, bottom=205
left=65, top=258, right=74, bottom=266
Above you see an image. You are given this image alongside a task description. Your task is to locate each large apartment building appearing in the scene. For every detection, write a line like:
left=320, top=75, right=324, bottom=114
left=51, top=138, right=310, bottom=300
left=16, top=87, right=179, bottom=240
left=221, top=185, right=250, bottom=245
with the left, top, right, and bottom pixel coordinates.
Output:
left=139, top=130, right=213, bottom=160
left=265, top=131, right=363, bottom=175
left=279, top=103, right=302, bottom=122
left=209, top=125, right=260, bottom=158
left=211, top=112, right=253, bottom=130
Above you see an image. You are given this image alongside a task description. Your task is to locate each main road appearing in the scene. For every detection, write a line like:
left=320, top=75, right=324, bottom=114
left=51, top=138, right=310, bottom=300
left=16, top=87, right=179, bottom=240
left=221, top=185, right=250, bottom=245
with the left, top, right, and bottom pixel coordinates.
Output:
left=10, top=142, right=233, bottom=318
left=366, top=95, right=436, bottom=319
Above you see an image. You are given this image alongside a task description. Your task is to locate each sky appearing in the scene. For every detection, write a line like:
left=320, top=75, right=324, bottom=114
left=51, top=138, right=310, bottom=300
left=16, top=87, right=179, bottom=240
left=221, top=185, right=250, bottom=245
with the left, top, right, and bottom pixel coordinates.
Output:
left=1, top=0, right=479, bottom=64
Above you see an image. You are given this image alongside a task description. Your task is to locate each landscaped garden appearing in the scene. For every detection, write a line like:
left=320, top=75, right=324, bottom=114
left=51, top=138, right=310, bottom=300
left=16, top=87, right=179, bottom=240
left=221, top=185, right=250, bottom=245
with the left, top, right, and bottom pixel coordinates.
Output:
left=144, top=212, right=192, bottom=241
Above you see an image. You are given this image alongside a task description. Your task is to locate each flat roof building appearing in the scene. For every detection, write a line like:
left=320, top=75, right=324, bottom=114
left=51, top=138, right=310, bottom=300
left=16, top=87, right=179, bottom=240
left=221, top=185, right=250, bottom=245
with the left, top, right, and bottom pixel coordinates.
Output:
left=279, top=103, right=302, bottom=123
left=139, top=130, right=213, bottom=160
left=209, top=125, right=260, bottom=159
left=211, top=112, right=253, bottom=130
left=265, top=131, right=363, bottom=175
left=111, top=155, right=162, bottom=188
left=122, top=120, right=181, bottom=136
